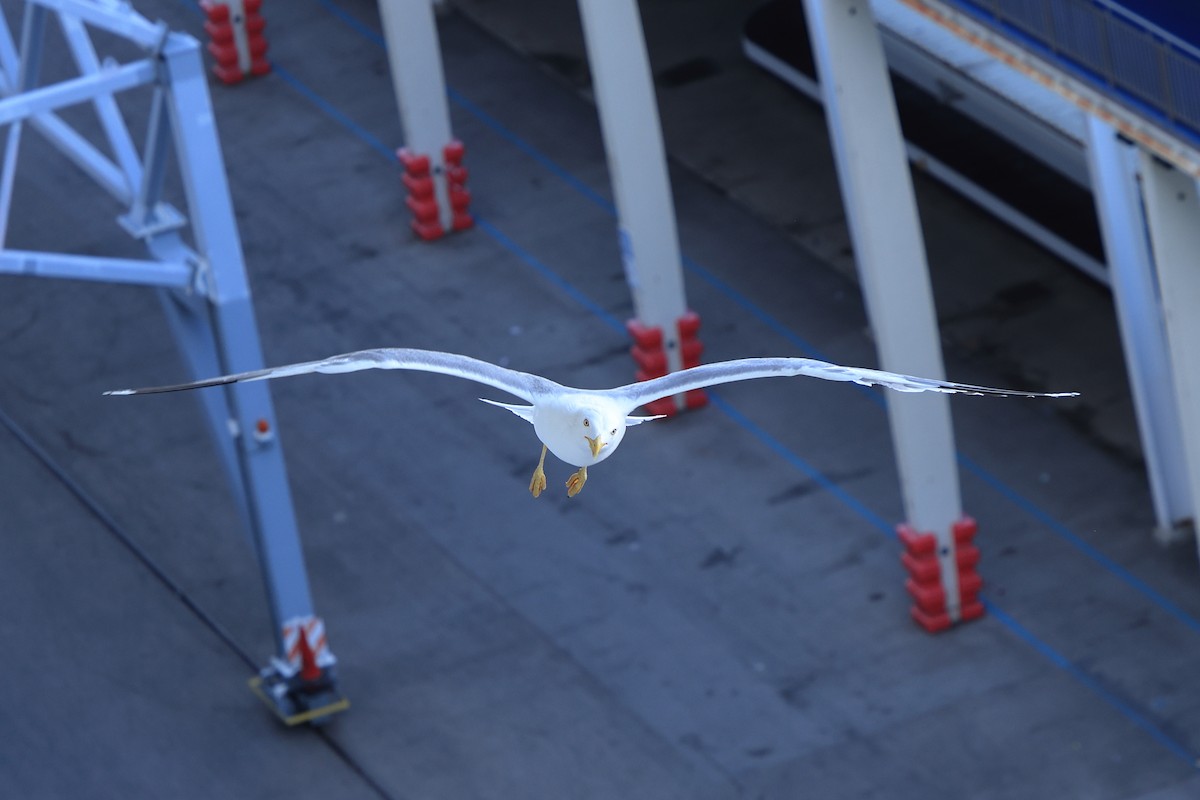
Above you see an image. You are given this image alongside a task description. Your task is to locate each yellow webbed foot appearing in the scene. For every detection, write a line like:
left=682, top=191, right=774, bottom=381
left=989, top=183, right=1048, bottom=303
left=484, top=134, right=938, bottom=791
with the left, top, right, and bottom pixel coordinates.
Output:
left=529, top=444, right=548, bottom=498
left=566, top=466, right=588, bottom=498
left=530, top=466, right=547, bottom=498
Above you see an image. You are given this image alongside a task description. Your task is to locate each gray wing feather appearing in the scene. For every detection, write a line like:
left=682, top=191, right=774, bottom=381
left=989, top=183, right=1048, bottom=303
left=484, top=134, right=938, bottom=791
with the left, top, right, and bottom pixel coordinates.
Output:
left=606, top=357, right=1077, bottom=407
left=105, top=347, right=558, bottom=402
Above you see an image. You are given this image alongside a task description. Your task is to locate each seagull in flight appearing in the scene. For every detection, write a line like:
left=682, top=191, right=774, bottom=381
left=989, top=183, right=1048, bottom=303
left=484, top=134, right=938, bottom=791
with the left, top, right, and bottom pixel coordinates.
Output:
left=105, top=348, right=1076, bottom=498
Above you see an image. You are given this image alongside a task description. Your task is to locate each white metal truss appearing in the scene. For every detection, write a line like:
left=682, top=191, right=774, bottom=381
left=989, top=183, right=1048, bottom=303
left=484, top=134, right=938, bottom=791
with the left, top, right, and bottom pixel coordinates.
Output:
left=0, top=0, right=344, bottom=724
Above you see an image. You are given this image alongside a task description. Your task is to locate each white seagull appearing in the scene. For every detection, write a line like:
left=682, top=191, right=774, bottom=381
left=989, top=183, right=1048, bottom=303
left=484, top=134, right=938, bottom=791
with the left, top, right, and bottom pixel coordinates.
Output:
left=105, top=348, right=1076, bottom=498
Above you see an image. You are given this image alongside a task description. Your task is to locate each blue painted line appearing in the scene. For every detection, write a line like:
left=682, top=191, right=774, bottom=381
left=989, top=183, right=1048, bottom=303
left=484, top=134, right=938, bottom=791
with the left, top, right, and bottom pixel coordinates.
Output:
left=309, top=0, right=1200, bottom=643
left=961, top=454, right=1200, bottom=637
left=271, top=64, right=394, bottom=161
left=985, top=600, right=1198, bottom=767
left=680, top=255, right=849, bottom=372
left=708, top=392, right=895, bottom=536
left=473, top=215, right=626, bottom=335
left=249, top=6, right=1197, bottom=766
left=447, top=88, right=618, bottom=213
left=315, top=0, right=385, bottom=47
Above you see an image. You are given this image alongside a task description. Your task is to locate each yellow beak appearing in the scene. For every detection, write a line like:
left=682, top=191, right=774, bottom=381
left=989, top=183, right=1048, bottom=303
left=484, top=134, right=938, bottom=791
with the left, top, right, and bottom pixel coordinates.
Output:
left=585, top=435, right=607, bottom=458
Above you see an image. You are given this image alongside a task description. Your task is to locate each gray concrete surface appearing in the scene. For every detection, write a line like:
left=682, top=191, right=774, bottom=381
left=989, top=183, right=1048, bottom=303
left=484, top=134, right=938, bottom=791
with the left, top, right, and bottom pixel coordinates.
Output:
left=2, top=0, right=1199, bottom=798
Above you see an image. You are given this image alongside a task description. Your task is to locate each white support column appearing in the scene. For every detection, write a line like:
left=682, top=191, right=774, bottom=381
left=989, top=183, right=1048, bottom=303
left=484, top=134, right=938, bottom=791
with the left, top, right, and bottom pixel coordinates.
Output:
left=1138, top=152, right=1200, bottom=553
left=379, top=0, right=451, bottom=166
left=1085, top=119, right=1191, bottom=537
left=578, top=0, right=697, bottom=412
left=804, top=0, right=968, bottom=626
left=379, top=0, right=470, bottom=239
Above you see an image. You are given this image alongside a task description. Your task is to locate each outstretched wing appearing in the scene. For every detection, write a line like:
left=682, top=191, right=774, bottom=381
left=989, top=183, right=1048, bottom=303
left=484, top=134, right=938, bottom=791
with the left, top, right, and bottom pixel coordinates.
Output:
left=478, top=398, right=535, bottom=423
left=105, top=347, right=559, bottom=403
left=605, top=357, right=1077, bottom=408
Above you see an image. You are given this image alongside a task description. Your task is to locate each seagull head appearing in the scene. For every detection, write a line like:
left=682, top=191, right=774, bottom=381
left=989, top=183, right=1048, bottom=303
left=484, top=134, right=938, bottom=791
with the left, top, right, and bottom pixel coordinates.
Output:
left=575, top=406, right=626, bottom=465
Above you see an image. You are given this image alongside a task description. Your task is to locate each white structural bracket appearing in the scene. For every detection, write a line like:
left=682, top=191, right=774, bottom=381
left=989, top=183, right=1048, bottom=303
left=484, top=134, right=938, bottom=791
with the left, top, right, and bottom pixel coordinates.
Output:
left=0, top=0, right=343, bottom=723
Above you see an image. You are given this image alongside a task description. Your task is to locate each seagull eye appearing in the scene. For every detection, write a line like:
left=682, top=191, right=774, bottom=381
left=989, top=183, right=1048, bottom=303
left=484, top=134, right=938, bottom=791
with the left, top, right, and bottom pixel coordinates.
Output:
left=583, top=418, right=590, bottom=427
left=610, top=428, right=617, bottom=436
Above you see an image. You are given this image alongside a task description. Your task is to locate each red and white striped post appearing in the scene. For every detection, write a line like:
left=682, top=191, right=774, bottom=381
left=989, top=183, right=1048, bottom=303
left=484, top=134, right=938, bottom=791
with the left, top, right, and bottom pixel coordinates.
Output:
left=379, top=0, right=473, bottom=240
left=200, top=0, right=270, bottom=85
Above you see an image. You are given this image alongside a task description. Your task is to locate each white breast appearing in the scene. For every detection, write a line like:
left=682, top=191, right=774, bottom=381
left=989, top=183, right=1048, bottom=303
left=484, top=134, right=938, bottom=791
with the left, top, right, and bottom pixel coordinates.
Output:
left=532, top=394, right=623, bottom=468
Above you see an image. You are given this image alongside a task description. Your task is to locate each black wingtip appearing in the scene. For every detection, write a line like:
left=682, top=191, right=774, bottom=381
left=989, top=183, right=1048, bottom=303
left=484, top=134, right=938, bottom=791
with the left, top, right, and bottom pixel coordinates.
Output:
left=102, top=380, right=228, bottom=396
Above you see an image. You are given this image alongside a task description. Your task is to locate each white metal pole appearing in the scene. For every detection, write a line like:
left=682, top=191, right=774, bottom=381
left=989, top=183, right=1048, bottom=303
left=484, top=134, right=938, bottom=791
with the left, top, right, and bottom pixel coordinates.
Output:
left=803, top=0, right=963, bottom=616
left=1084, top=118, right=1191, bottom=536
left=577, top=0, right=690, bottom=401
left=1137, top=152, right=1200, bottom=554
left=378, top=0, right=454, bottom=232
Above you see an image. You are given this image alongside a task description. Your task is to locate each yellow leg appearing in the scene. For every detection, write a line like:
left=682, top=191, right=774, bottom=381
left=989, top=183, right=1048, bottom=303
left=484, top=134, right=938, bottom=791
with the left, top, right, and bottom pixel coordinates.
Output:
left=566, top=466, right=588, bottom=498
left=529, top=445, right=548, bottom=498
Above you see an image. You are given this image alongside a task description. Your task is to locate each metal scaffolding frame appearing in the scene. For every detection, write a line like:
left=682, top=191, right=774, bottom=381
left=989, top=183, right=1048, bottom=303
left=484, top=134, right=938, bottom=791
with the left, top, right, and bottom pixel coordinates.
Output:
left=0, top=0, right=344, bottom=725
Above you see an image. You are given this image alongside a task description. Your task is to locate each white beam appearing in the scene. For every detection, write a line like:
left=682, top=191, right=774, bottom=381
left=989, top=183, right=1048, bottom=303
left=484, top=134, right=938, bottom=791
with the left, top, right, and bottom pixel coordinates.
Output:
left=0, top=249, right=192, bottom=287
left=27, top=0, right=167, bottom=51
left=59, top=13, right=143, bottom=190
left=1138, top=152, right=1200, bottom=551
left=577, top=0, right=689, bottom=389
left=1085, top=119, right=1191, bottom=535
left=804, top=0, right=962, bottom=613
left=378, top=0, right=454, bottom=232
left=0, top=57, right=154, bottom=125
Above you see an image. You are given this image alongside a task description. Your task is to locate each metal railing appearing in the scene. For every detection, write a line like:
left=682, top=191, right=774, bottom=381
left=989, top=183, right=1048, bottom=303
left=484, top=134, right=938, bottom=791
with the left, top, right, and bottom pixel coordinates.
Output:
left=945, top=0, right=1200, bottom=146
